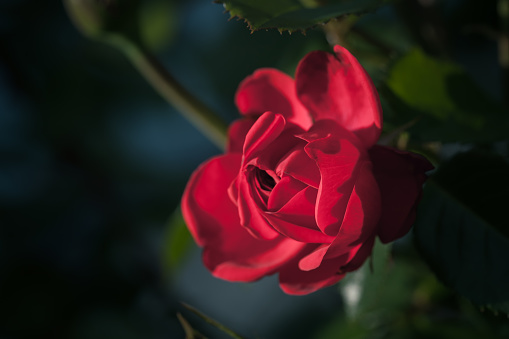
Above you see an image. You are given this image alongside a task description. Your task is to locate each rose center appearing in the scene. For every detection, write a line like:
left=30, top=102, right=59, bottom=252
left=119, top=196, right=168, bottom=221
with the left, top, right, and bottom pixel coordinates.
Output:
left=254, top=167, right=276, bottom=191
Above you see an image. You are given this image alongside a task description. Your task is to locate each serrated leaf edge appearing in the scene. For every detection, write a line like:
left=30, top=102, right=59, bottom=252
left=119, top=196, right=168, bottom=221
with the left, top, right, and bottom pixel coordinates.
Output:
left=214, top=0, right=383, bottom=34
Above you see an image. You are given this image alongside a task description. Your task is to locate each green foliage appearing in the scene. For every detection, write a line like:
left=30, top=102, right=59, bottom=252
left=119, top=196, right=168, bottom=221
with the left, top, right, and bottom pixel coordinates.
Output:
left=330, top=235, right=509, bottom=338
left=414, top=150, right=509, bottom=315
left=338, top=240, right=428, bottom=324
left=339, top=239, right=398, bottom=319
left=162, top=209, right=194, bottom=276
left=382, top=49, right=508, bottom=143
left=63, top=0, right=142, bottom=44
left=181, top=303, right=247, bottom=339
left=139, top=0, right=178, bottom=51
left=217, top=0, right=390, bottom=32
left=388, top=49, right=461, bottom=115
left=331, top=239, right=485, bottom=339
left=64, top=0, right=177, bottom=50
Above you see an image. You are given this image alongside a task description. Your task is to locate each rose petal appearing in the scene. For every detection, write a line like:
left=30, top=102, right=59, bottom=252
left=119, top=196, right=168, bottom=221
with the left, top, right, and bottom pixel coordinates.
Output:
left=268, top=185, right=318, bottom=231
left=369, top=145, right=433, bottom=243
left=266, top=214, right=333, bottom=243
left=182, top=154, right=304, bottom=281
left=297, top=162, right=381, bottom=270
left=227, top=177, right=239, bottom=206
left=279, top=253, right=346, bottom=295
left=251, top=128, right=307, bottom=177
left=266, top=185, right=334, bottom=243
left=182, top=154, right=243, bottom=247
left=275, top=146, right=321, bottom=189
left=339, top=236, right=375, bottom=273
left=243, top=112, right=286, bottom=162
left=235, top=68, right=313, bottom=130
left=324, top=161, right=381, bottom=259
left=295, top=45, right=382, bottom=147
left=267, top=176, right=307, bottom=212
left=227, top=118, right=255, bottom=153
left=298, top=244, right=329, bottom=271
left=237, top=169, right=281, bottom=240
left=238, top=112, right=305, bottom=240
left=301, top=121, right=366, bottom=236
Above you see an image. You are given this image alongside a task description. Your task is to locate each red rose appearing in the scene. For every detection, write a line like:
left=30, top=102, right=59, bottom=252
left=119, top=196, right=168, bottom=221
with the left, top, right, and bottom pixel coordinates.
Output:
left=182, top=46, right=433, bottom=295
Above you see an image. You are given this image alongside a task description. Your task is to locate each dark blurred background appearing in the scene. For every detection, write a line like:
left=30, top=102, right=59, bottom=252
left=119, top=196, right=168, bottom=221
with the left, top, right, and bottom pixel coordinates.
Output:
left=0, top=1, right=337, bottom=338
left=0, top=0, right=508, bottom=338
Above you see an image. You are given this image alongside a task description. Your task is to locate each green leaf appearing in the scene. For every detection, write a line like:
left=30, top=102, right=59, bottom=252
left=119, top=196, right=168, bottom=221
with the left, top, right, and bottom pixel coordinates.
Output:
left=338, top=239, right=421, bottom=321
left=382, top=48, right=508, bottom=142
left=339, top=239, right=390, bottom=319
left=217, top=0, right=390, bottom=32
left=313, top=317, right=369, bottom=339
left=161, top=208, right=194, bottom=276
left=336, top=240, right=450, bottom=338
left=139, top=0, right=178, bottom=51
left=181, top=303, right=247, bottom=339
left=414, top=150, right=509, bottom=315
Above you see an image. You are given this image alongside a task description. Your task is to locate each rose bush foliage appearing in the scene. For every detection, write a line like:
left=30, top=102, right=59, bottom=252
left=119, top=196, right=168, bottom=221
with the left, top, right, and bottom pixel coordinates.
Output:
left=182, top=46, right=433, bottom=295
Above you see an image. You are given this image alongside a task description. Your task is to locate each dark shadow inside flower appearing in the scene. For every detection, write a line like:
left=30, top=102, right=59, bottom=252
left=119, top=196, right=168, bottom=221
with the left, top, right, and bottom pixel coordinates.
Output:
left=246, top=165, right=280, bottom=207
left=254, top=167, right=276, bottom=192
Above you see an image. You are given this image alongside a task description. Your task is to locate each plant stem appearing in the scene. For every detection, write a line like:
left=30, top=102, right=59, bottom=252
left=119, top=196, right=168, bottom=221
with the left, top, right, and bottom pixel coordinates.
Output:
left=181, top=303, right=247, bottom=339
left=122, top=41, right=228, bottom=150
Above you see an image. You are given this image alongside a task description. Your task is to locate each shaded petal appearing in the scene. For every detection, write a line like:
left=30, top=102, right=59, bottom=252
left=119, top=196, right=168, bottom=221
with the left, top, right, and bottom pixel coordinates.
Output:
left=236, top=112, right=305, bottom=240
left=266, top=215, right=333, bottom=244
left=237, top=169, right=281, bottom=240
left=339, top=236, right=375, bottom=273
left=243, top=112, right=286, bottom=162
left=268, top=184, right=318, bottom=230
left=280, top=235, right=375, bottom=295
left=266, top=185, right=334, bottom=243
left=267, top=176, right=307, bottom=212
left=182, top=154, right=304, bottom=281
left=298, top=162, right=381, bottom=270
left=301, top=120, right=366, bottom=236
left=295, top=45, right=382, bottom=147
left=252, top=126, right=306, bottom=172
left=275, top=146, right=321, bottom=189
left=324, top=161, right=381, bottom=259
left=279, top=252, right=346, bottom=295
left=227, top=177, right=239, bottom=206
left=227, top=118, right=255, bottom=154
left=235, top=68, right=313, bottom=130
left=369, top=145, right=433, bottom=243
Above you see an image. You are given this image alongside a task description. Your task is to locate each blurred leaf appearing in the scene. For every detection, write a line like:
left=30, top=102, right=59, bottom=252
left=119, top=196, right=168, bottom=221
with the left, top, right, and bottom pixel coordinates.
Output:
left=139, top=0, right=178, bottom=51
left=313, top=317, right=369, bottom=339
left=162, top=208, right=194, bottom=275
left=218, top=0, right=390, bottom=32
left=388, top=48, right=460, bottom=116
left=339, top=239, right=390, bottom=319
left=335, top=240, right=442, bottom=338
left=181, top=303, right=247, bottom=339
left=414, top=150, right=509, bottom=315
left=63, top=0, right=142, bottom=45
left=383, top=48, right=508, bottom=142
left=338, top=239, right=417, bottom=321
